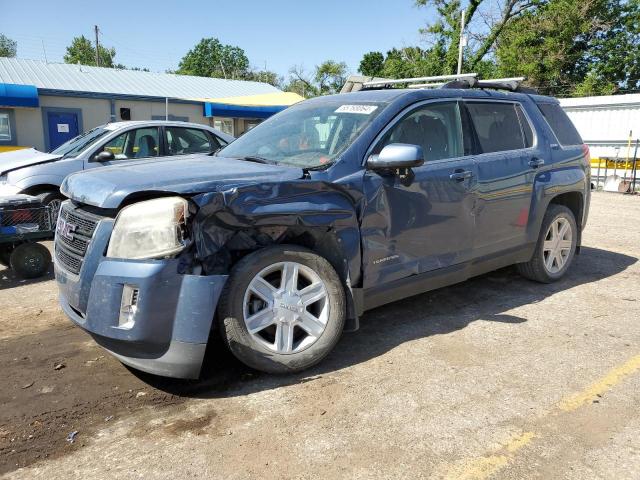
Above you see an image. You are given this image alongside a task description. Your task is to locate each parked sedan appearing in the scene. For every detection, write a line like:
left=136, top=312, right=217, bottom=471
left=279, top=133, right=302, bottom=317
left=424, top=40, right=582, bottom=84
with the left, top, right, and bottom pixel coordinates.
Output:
left=0, top=121, right=234, bottom=217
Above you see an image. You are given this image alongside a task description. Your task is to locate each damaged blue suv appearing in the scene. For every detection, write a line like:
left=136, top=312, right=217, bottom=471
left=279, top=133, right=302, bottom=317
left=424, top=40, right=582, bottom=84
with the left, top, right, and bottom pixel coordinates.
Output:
left=55, top=78, right=590, bottom=378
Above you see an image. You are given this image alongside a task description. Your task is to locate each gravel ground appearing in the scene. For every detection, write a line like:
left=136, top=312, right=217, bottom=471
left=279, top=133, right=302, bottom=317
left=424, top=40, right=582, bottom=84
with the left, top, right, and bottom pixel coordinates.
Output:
left=1, top=191, right=639, bottom=479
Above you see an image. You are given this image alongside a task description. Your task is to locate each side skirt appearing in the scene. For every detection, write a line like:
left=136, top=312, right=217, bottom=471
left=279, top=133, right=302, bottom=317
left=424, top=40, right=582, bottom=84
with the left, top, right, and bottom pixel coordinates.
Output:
left=357, top=243, right=534, bottom=313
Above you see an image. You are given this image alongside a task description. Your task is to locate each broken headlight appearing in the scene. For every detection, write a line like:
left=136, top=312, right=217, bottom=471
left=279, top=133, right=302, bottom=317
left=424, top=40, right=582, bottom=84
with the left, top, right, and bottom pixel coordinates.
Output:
left=107, top=196, right=189, bottom=260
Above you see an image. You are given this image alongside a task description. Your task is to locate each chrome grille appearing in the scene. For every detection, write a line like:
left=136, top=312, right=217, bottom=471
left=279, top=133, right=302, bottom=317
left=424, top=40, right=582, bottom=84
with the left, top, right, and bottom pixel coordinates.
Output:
left=55, top=202, right=103, bottom=275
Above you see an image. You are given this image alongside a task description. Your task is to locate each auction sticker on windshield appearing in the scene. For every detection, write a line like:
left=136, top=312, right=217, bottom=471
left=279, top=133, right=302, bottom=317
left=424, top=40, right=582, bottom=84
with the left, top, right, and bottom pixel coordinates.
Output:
left=335, top=105, right=378, bottom=114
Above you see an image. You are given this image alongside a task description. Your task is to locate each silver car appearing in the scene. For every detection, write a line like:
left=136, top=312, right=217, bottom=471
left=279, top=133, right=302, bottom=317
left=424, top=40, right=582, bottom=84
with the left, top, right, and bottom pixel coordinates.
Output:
left=0, top=120, right=234, bottom=215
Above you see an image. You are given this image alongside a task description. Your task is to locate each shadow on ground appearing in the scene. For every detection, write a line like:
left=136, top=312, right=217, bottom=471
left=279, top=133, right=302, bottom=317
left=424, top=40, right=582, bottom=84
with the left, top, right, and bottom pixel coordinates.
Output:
left=132, top=246, right=637, bottom=398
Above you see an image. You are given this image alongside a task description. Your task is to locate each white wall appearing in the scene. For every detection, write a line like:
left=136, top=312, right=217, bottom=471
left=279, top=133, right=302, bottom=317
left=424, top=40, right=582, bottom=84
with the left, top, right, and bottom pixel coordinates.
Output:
left=560, top=94, right=640, bottom=159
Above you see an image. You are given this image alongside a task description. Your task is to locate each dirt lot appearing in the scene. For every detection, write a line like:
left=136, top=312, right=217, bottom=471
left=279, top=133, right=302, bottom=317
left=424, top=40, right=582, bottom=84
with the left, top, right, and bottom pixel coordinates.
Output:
left=1, top=191, right=639, bottom=479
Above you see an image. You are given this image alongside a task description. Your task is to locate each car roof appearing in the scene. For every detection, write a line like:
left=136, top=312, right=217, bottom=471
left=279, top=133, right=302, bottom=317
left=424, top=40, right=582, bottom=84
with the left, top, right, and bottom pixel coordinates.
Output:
left=103, top=120, right=218, bottom=130
left=319, top=88, right=557, bottom=104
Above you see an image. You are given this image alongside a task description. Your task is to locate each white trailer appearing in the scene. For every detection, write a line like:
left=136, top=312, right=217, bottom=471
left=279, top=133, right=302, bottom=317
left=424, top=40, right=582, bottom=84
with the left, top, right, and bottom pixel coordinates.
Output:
left=559, top=94, right=640, bottom=190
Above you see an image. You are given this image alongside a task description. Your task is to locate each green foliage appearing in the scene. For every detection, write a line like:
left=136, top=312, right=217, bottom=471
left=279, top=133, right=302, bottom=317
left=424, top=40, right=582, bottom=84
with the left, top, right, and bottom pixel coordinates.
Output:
left=244, top=70, right=284, bottom=88
left=315, top=60, right=348, bottom=95
left=64, top=35, right=115, bottom=67
left=0, top=34, right=17, bottom=57
left=497, top=0, right=640, bottom=95
left=359, top=52, right=385, bottom=77
left=286, top=61, right=348, bottom=97
left=356, top=0, right=639, bottom=96
left=177, top=38, right=250, bottom=79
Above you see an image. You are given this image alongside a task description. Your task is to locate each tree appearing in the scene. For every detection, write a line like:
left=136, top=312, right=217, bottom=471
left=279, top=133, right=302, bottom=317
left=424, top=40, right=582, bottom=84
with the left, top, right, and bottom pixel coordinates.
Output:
left=286, top=61, right=349, bottom=97
left=496, top=0, right=640, bottom=95
left=177, top=38, right=250, bottom=79
left=114, top=64, right=150, bottom=72
left=64, top=35, right=115, bottom=67
left=416, top=0, right=539, bottom=74
left=0, top=34, right=17, bottom=57
left=359, top=52, right=385, bottom=77
left=244, top=70, right=284, bottom=88
left=315, top=60, right=348, bottom=95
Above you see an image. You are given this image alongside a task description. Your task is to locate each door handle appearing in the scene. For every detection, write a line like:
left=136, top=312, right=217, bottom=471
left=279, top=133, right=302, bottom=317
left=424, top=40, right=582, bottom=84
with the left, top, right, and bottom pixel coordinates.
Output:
left=529, top=158, right=545, bottom=168
left=449, top=170, right=473, bottom=181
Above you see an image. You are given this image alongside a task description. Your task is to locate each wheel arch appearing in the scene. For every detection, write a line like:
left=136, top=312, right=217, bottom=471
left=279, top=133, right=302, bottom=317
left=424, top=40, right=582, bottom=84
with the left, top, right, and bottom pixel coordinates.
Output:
left=190, top=182, right=364, bottom=330
left=21, top=183, right=63, bottom=197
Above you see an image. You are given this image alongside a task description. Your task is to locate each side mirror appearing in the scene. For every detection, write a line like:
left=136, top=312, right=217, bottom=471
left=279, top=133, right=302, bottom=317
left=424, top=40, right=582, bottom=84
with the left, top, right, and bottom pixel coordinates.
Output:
left=368, top=143, right=424, bottom=171
left=92, top=150, right=115, bottom=162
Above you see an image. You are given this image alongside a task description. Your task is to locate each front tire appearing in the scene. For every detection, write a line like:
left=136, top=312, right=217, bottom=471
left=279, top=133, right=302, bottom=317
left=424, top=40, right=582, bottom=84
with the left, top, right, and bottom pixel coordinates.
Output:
left=517, top=204, right=578, bottom=283
left=217, top=245, right=346, bottom=374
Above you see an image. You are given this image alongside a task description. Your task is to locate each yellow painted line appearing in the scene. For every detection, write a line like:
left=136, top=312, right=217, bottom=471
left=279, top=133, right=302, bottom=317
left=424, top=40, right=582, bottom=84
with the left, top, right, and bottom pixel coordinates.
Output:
left=443, top=354, right=640, bottom=479
left=558, top=354, right=640, bottom=412
left=445, top=431, right=536, bottom=480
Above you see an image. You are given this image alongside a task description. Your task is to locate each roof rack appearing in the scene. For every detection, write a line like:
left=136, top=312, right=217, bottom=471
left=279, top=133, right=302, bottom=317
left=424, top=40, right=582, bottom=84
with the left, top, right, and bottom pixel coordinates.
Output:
left=342, top=74, right=536, bottom=94
left=440, top=76, right=536, bottom=93
left=362, top=73, right=478, bottom=89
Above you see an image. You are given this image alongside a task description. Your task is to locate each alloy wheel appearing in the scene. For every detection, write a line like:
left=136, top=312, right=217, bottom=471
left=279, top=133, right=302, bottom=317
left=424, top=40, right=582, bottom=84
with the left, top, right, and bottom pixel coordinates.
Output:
left=242, top=261, right=330, bottom=354
left=543, top=217, right=573, bottom=274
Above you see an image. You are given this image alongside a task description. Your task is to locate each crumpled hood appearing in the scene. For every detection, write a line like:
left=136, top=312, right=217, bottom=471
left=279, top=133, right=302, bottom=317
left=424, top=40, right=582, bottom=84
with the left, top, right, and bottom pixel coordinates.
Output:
left=0, top=148, right=62, bottom=176
left=61, top=155, right=305, bottom=209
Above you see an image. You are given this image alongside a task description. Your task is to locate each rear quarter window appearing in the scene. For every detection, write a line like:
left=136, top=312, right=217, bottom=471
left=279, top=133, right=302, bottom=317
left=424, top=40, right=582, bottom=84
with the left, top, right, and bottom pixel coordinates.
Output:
left=537, top=103, right=582, bottom=146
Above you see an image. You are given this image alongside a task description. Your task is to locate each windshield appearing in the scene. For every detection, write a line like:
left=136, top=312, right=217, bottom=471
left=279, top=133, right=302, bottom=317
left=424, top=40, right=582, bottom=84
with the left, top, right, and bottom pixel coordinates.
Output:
left=218, top=100, right=387, bottom=168
left=50, top=127, right=110, bottom=157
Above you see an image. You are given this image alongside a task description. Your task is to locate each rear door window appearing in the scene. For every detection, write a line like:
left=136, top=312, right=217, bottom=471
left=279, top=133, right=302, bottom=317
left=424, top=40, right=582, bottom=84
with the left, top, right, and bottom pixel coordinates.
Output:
left=465, top=102, right=529, bottom=153
left=165, top=127, right=221, bottom=155
left=536, top=103, right=582, bottom=146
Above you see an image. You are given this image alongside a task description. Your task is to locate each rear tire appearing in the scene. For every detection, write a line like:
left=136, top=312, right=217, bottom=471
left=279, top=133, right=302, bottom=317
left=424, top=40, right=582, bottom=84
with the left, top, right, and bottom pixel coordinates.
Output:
left=217, top=245, right=346, bottom=374
left=9, top=242, right=52, bottom=279
left=517, top=204, right=577, bottom=283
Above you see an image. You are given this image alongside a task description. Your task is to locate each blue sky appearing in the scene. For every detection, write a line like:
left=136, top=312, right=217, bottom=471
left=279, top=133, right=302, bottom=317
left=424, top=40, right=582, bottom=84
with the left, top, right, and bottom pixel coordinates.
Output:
left=1, top=0, right=428, bottom=78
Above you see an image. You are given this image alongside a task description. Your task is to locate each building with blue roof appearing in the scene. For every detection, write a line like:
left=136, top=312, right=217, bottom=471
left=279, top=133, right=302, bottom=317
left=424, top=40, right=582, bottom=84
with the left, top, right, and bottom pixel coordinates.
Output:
left=0, top=57, right=303, bottom=151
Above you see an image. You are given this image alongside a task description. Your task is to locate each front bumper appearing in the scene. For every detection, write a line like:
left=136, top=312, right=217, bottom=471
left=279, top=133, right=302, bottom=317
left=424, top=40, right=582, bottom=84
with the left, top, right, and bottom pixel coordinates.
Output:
left=55, top=218, right=228, bottom=379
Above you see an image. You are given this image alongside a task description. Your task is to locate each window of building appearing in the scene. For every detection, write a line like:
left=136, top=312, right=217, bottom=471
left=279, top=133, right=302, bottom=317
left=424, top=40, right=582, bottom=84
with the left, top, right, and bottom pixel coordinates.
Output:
left=0, top=112, right=12, bottom=142
left=376, top=101, right=463, bottom=161
left=214, top=118, right=234, bottom=136
left=165, top=127, right=220, bottom=155
left=465, top=102, right=528, bottom=153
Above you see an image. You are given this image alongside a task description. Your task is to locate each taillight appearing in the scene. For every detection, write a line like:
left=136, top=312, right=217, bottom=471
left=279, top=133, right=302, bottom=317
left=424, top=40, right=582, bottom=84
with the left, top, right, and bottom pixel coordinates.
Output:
left=581, top=143, right=591, bottom=160
left=11, top=209, right=33, bottom=223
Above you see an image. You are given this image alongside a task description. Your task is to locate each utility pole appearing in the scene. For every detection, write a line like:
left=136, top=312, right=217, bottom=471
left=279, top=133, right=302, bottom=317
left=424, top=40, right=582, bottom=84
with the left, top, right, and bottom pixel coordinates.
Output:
left=94, top=25, right=100, bottom=67
left=457, top=10, right=466, bottom=75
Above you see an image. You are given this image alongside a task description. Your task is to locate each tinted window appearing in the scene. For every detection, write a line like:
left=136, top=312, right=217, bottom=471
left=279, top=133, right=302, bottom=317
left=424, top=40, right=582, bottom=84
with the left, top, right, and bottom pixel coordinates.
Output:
left=376, top=101, right=463, bottom=161
left=466, top=102, right=527, bottom=153
left=165, top=127, right=220, bottom=155
left=516, top=105, right=534, bottom=148
left=537, top=103, right=582, bottom=146
left=99, top=127, right=159, bottom=160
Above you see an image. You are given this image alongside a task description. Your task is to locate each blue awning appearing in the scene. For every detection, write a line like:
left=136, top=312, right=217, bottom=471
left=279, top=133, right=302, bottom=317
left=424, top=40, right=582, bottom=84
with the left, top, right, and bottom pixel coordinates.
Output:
left=204, top=102, right=287, bottom=119
left=0, top=83, right=39, bottom=108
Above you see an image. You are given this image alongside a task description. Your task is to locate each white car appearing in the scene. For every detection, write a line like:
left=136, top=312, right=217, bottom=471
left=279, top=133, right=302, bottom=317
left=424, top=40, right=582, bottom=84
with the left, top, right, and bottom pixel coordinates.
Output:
left=0, top=120, right=234, bottom=217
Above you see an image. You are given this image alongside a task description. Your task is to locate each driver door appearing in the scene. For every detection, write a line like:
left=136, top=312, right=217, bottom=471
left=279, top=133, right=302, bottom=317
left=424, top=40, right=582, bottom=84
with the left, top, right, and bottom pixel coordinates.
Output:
left=360, top=100, right=478, bottom=288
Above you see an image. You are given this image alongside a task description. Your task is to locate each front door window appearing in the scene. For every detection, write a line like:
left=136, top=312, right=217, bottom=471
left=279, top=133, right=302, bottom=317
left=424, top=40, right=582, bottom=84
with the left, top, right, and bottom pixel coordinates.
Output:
left=99, top=127, right=160, bottom=160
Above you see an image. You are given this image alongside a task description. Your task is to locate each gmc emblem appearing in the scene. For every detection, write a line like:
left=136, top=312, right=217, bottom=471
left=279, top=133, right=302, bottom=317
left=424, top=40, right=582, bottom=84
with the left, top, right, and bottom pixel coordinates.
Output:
left=56, top=217, right=77, bottom=240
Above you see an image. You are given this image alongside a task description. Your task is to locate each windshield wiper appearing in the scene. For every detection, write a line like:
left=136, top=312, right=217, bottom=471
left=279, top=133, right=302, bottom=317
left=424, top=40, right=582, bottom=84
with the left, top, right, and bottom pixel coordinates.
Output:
left=238, top=156, right=278, bottom=165
left=304, top=163, right=334, bottom=172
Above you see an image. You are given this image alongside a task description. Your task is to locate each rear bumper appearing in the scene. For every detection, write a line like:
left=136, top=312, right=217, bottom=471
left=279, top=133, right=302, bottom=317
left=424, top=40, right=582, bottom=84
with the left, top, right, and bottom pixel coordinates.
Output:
left=56, top=254, right=228, bottom=379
